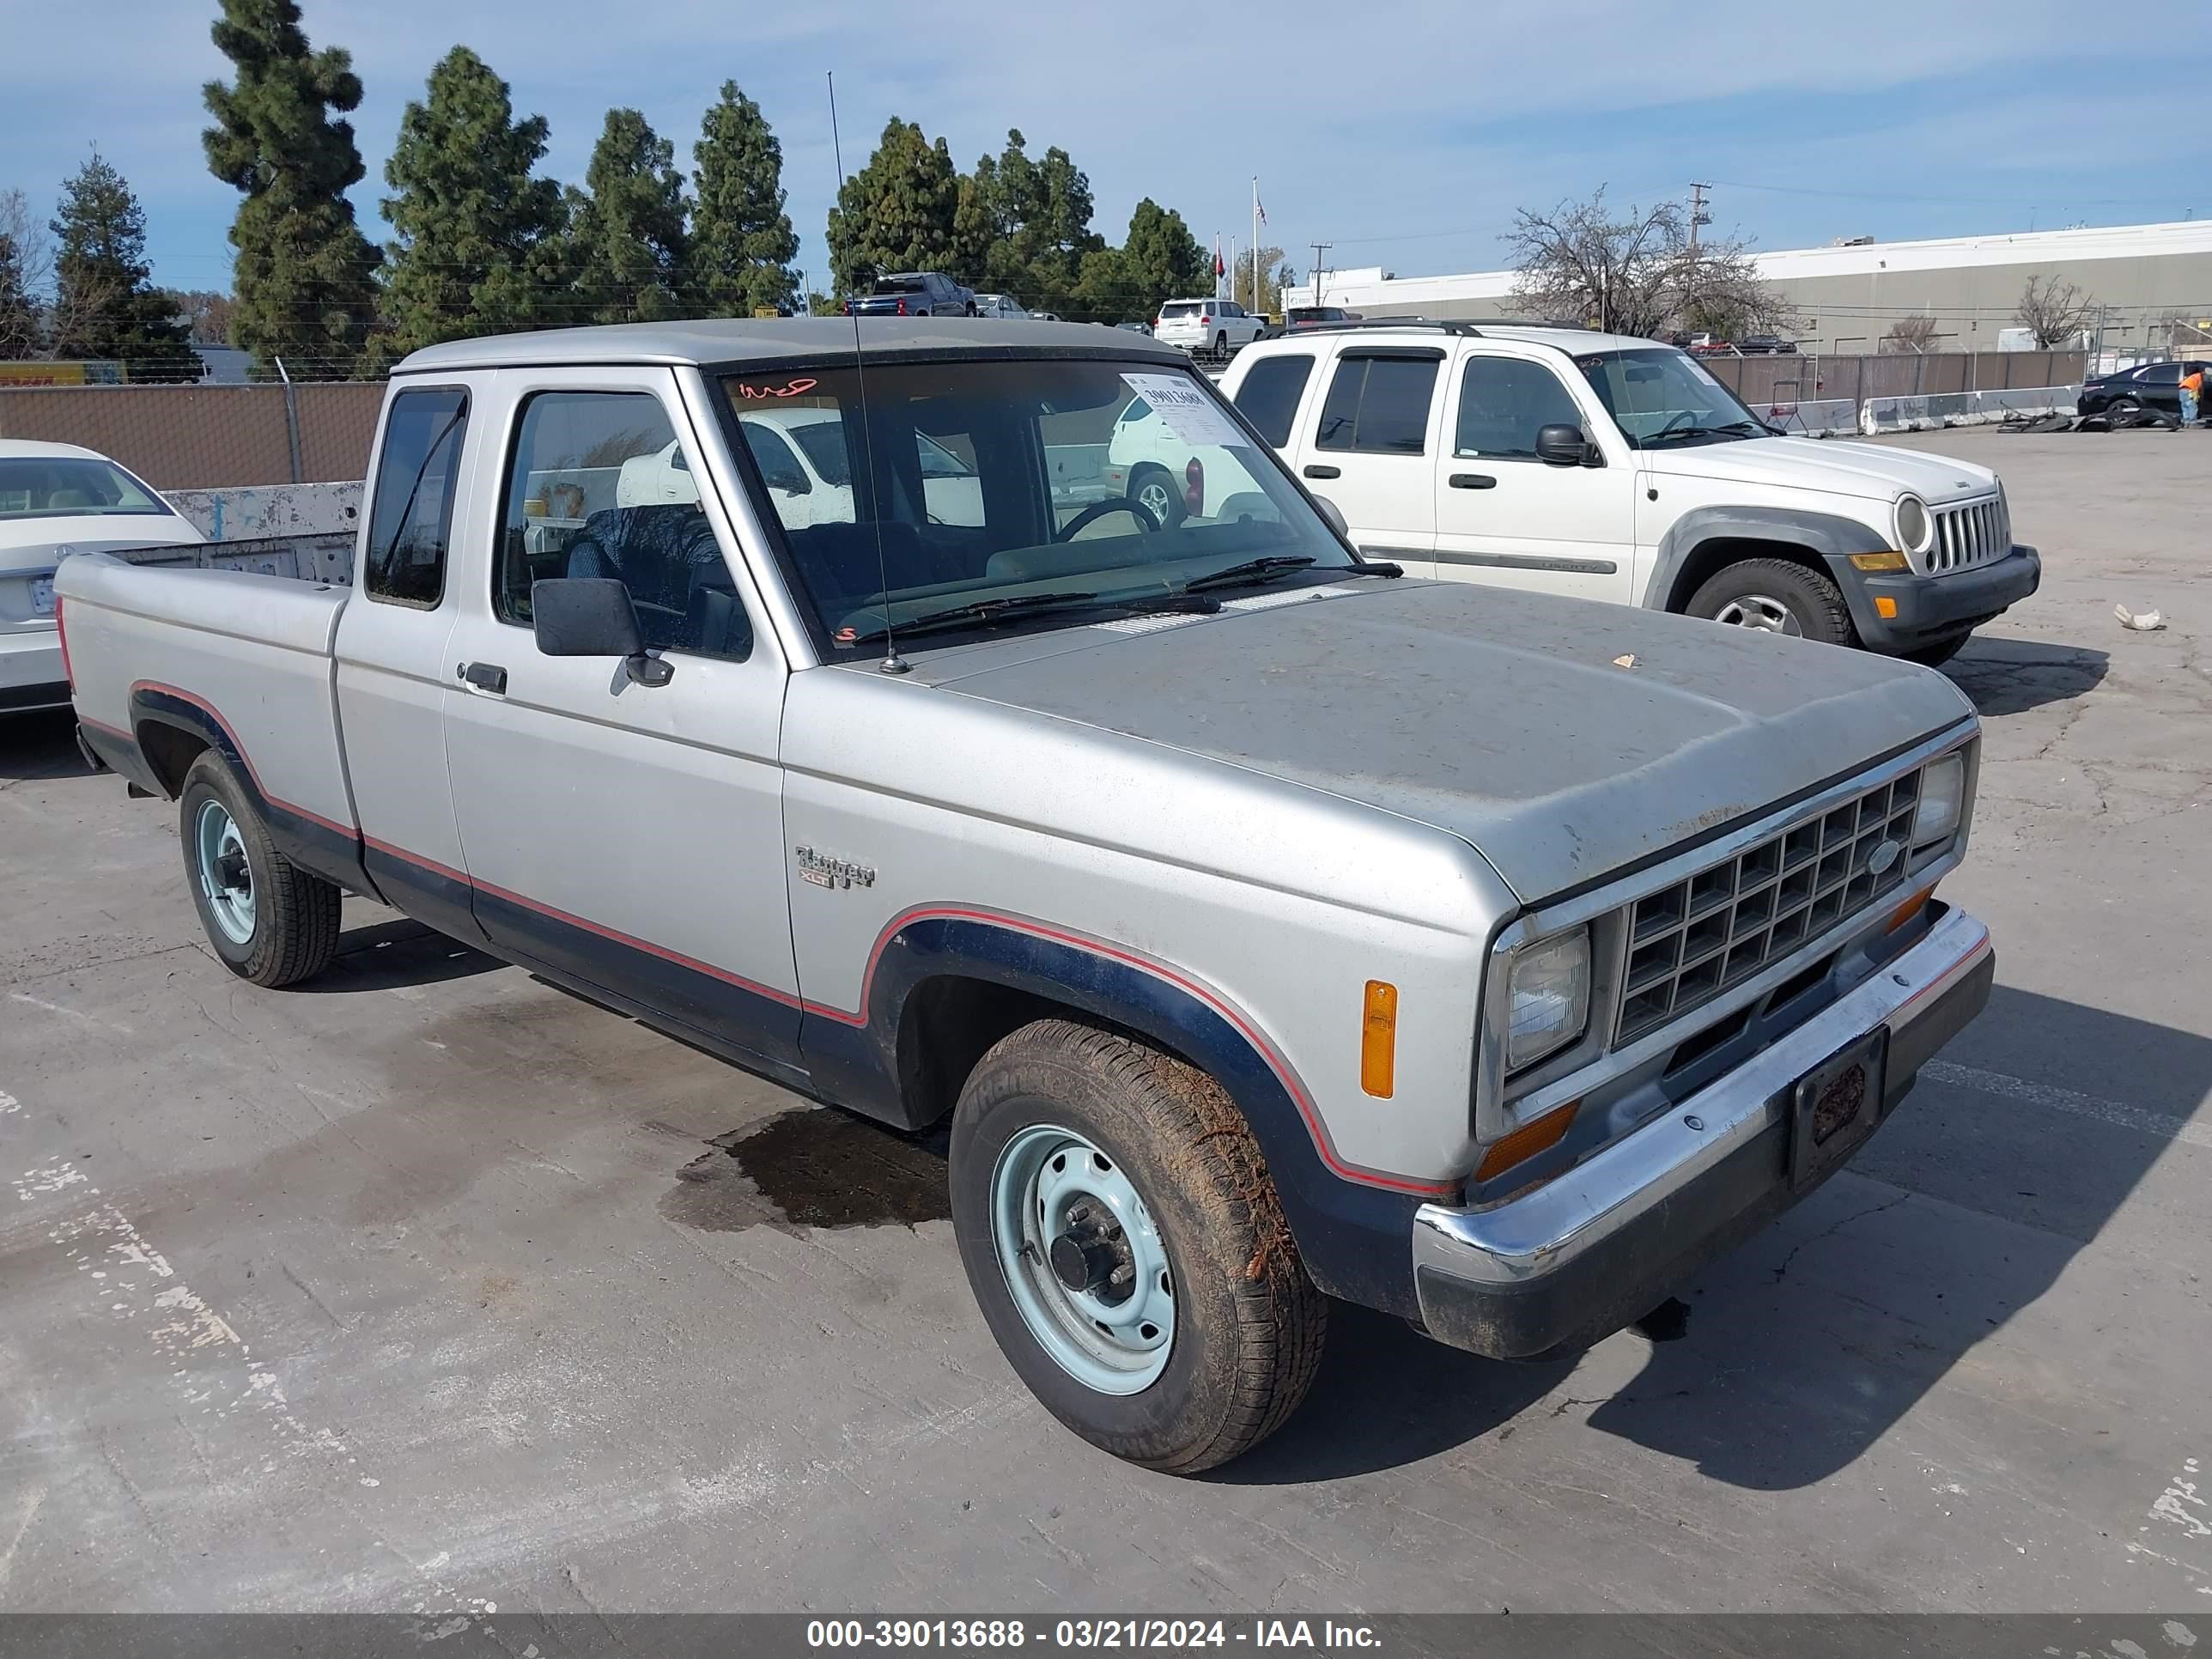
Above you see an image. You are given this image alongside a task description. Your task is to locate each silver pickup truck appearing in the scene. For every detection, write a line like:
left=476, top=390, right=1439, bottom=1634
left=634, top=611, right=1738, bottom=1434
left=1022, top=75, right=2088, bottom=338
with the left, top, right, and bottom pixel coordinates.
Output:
left=58, top=319, right=1995, bottom=1473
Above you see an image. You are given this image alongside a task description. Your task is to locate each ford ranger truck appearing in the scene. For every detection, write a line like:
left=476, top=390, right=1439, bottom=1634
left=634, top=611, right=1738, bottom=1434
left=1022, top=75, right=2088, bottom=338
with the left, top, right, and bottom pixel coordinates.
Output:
left=1218, top=321, right=2040, bottom=664
left=58, top=318, right=1996, bottom=1473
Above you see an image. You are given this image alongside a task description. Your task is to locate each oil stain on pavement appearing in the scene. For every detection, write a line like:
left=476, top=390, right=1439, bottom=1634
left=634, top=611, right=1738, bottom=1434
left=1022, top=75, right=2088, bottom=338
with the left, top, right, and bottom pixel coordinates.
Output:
left=660, top=1108, right=951, bottom=1233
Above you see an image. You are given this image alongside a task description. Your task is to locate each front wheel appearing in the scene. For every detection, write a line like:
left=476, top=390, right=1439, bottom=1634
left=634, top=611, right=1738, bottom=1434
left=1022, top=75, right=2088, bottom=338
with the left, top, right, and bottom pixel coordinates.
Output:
left=949, top=1020, right=1326, bottom=1473
left=1686, top=556, right=1857, bottom=648
left=179, top=751, right=340, bottom=987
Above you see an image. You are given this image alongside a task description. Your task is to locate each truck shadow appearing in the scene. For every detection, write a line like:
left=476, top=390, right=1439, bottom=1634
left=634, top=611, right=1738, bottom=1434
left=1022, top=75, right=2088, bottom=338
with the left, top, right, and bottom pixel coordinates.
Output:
left=306, top=915, right=507, bottom=992
left=1941, top=638, right=2106, bottom=716
left=0, top=710, right=91, bottom=781
left=1216, top=981, right=2202, bottom=1489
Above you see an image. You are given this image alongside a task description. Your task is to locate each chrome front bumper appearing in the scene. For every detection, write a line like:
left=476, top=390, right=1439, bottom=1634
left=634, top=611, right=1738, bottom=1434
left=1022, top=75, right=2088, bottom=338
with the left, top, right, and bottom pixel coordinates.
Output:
left=1412, top=904, right=1995, bottom=1359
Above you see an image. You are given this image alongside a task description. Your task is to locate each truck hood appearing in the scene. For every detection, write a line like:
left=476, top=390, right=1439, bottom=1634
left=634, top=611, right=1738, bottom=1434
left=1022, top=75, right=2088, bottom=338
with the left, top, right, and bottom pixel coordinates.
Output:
left=0, top=515, right=204, bottom=573
left=1642, top=434, right=1996, bottom=504
left=921, top=582, right=1974, bottom=904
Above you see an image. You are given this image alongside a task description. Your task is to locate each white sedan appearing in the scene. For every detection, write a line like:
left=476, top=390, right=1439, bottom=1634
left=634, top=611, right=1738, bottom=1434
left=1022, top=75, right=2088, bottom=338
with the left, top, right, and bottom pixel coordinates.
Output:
left=2, top=440, right=204, bottom=715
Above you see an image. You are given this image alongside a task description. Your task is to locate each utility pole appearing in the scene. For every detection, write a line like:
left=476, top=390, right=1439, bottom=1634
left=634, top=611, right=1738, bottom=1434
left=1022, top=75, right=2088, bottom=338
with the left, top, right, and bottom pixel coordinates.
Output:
left=1688, top=182, right=1711, bottom=251
left=1310, top=241, right=1331, bottom=308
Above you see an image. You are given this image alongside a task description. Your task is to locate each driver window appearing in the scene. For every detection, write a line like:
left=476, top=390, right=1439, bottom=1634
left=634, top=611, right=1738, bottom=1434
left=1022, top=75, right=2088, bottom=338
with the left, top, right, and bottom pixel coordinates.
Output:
left=1455, top=357, right=1585, bottom=460
left=496, top=389, right=750, bottom=661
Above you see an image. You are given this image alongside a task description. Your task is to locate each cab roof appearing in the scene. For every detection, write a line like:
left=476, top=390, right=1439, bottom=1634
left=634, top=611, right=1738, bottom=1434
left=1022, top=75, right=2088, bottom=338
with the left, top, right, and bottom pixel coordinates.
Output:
left=392, top=317, right=1187, bottom=374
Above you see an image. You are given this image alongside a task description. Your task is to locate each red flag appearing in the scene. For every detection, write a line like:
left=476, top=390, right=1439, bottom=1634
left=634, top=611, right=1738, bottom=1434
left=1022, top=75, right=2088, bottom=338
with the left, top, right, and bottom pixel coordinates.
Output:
left=1214, top=247, right=1226, bottom=277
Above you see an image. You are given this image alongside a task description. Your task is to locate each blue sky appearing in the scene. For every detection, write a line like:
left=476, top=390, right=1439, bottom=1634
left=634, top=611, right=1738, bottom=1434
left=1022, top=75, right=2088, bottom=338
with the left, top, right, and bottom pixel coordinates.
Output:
left=6, top=0, right=2209, bottom=304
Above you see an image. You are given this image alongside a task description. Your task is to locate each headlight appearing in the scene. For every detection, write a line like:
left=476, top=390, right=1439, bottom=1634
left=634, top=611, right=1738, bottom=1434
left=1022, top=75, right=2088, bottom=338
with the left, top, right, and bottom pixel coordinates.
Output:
left=1894, top=493, right=1932, bottom=554
left=1912, top=754, right=1966, bottom=846
left=1506, top=926, right=1591, bottom=1072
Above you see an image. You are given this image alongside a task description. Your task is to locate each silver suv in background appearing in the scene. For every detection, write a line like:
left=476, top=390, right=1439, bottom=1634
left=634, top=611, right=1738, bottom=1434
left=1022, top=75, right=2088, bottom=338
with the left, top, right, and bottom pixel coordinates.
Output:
left=1154, top=298, right=1264, bottom=360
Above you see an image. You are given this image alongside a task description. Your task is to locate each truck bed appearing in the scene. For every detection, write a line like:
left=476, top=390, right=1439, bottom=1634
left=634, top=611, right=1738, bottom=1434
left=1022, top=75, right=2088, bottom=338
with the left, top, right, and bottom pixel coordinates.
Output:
left=58, top=548, right=360, bottom=843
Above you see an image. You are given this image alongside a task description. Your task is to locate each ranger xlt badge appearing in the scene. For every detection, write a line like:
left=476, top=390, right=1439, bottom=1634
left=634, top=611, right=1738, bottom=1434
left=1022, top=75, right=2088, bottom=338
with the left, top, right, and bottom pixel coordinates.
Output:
left=794, top=846, right=877, bottom=890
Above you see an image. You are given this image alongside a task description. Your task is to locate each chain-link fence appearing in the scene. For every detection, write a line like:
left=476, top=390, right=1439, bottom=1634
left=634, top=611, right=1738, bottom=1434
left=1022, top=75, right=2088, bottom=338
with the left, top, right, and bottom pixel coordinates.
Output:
left=0, top=379, right=384, bottom=490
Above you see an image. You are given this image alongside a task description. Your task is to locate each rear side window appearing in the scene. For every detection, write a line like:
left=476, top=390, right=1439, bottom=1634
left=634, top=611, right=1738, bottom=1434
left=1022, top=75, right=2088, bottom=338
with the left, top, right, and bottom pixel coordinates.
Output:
left=363, top=387, right=468, bottom=607
left=1316, top=355, right=1439, bottom=454
left=1161, top=302, right=1200, bottom=318
left=1231, top=354, right=1315, bottom=447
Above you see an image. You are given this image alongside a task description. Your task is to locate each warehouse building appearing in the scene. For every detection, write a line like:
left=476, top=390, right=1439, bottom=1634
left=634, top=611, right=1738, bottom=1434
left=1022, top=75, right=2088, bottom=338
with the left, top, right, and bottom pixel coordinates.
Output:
left=1288, top=218, right=2212, bottom=356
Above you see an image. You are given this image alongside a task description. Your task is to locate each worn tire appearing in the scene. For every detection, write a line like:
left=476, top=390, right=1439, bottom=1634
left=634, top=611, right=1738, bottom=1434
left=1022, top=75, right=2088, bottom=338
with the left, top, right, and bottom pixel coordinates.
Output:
left=949, top=1019, right=1326, bottom=1473
left=1687, top=556, right=1858, bottom=647
left=179, top=751, right=340, bottom=988
left=1902, top=635, right=1968, bottom=667
left=1127, top=464, right=1186, bottom=530
left=1212, top=331, right=1229, bottom=360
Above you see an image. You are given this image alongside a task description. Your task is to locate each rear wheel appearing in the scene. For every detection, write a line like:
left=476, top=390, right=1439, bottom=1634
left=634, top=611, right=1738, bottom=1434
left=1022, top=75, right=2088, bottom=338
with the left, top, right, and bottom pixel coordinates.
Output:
left=949, top=1020, right=1325, bottom=1473
left=1128, top=464, right=1186, bottom=529
left=179, top=752, right=339, bottom=988
left=1686, top=557, right=1857, bottom=648
left=1213, top=331, right=1229, bottom=360
left=2110, top=397, right=2141, bottom=422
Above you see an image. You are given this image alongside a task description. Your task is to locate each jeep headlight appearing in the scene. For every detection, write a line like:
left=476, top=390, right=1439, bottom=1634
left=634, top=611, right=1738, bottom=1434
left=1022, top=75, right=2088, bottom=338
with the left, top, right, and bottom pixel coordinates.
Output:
left=1506, top=926, right=1591, bottom=1073
left=1894, top=493, right=1933, bottom=555
left=1913, top=753, right=1966, bottom=847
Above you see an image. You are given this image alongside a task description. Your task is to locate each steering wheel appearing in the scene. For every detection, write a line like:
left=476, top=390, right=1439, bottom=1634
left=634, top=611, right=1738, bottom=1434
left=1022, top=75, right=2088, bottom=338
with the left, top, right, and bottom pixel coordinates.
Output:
left=1652, top=408, right=1702, bottom=439
left=1058, top=497, right=1162, bottom=541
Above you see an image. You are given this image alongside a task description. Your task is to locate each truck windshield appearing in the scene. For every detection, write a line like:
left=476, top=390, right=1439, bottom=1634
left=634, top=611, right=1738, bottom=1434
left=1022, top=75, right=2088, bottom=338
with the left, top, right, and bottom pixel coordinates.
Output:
left=0, top=457, right=170, bottom=520
left=720, top=357, right=1357, bottom=654
left=1576, top=348, right=1774, bottom=448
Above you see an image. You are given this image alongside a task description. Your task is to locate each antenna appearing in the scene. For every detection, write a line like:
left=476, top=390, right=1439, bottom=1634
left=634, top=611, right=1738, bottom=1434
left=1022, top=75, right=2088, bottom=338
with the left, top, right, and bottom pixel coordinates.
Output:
left=828, top=70, right=908, bottom=675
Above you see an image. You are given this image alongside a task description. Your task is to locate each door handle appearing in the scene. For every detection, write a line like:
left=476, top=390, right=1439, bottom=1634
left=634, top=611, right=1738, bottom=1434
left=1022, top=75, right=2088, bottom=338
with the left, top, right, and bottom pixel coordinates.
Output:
left=1303, top=464, right=1341, bottom=479
left=459, top=661, right=507, bottom=695
left=1449, top=472, right=1497, bottom=489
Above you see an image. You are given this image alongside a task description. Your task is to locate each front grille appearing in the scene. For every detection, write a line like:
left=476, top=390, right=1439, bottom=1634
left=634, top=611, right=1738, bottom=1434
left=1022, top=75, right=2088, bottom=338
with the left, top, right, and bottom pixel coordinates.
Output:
left=1928, top=496, right=2007, bottom=574
left=1616, top=769, right=1923, bottom=1044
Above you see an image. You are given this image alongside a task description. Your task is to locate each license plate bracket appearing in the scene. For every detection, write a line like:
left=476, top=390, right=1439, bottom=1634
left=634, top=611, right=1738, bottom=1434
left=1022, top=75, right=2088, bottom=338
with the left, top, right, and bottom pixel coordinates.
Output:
left=29, top=575, right=56, bottom=617
left=1789, top=1026, right=1889, bottom=1192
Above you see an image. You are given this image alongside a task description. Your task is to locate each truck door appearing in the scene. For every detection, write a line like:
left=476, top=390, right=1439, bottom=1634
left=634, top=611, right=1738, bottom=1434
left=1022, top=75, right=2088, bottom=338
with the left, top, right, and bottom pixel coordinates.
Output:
left=1295, top=345, right=1441, bottom=578
left=1431, top=347, right=1638, bottom=604
left=332, top=381, right=487, bottom=944
left=438, top=368, right=803, bottom=1072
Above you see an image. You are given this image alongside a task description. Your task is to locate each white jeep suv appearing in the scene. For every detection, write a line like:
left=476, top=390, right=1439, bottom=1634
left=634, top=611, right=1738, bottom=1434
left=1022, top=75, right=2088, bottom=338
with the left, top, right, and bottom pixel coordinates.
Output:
left=1215, top=322, right=2040, bottom=661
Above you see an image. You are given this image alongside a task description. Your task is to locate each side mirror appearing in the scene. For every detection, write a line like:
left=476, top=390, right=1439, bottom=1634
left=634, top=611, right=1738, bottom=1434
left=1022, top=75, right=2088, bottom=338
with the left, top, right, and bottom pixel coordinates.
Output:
left=530, top=577, right=673, bottom=687
left=766, top=466, right=809, bottom=495
left=1313, top=496, right=1351, bottom=539
left=1535, top=423, right=1595, bottom=466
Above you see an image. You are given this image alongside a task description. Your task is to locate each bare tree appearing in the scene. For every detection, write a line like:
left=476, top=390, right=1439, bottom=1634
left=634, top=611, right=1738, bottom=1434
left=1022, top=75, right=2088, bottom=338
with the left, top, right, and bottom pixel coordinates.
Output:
left=1506, top=186, right=1788, bottom=339
left=2014, top=274, right=2094, bottom=349
left=0, top=189, right=52, bottom=357
left=1881, top=314, right=1942, bottom=353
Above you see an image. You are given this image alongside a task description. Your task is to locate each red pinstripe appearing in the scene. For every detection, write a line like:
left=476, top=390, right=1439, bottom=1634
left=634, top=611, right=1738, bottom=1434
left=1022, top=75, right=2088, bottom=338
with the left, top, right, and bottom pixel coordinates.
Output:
left=130, top=680, right=356, bottom=838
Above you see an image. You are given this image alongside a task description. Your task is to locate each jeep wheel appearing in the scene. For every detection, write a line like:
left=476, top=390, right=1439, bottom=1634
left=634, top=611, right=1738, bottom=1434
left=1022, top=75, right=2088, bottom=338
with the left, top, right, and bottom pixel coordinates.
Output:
left=1128, top=464, right=1186, bottom=529
left=1688, top=557, right=1857, bottom=648
left=179, top=752, right=340, bottom=988
left=949, top=1019, right=1326, bottom=1473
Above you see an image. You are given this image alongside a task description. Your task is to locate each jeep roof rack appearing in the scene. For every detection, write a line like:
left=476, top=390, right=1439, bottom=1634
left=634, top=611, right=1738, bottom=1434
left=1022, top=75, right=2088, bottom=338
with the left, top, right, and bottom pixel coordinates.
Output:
left=1291, top=317, right=1485, bottom=337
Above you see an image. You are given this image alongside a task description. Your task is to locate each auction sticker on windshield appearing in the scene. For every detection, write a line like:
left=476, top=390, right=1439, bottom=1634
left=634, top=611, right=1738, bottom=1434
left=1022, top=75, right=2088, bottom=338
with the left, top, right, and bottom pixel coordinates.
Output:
left=1121, top=374, right=1251, bottom=449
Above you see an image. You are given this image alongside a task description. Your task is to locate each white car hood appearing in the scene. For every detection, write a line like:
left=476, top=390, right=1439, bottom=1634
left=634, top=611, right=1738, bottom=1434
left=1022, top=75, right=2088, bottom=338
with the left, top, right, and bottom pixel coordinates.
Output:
left=1641, top=435, right=1996, bottom=505
left=0, top=513, right=204, bottom=573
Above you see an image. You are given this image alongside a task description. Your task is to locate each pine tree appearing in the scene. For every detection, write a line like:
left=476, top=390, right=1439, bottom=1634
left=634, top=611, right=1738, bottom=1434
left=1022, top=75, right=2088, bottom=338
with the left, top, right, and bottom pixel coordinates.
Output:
left=1111, top=198, right=1209, bottom=321
left=203, top=0, right=382, bottom=375
left=0, top=224, right=38, bottom=360
left=825, top=118, right=963, bottom=298
left=49, top=153, right=198, bottom=377
left=376, top=46, right=563, bottom=359
left=970, top=130, right=1099, bottom=311
left=689, top=82, right=798, bottom=318
left=565, top=108, right=689, bottom=325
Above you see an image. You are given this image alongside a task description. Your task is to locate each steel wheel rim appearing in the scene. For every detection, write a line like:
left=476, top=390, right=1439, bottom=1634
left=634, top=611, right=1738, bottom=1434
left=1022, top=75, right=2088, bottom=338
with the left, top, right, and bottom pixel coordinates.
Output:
left=1134, top=478, right=1176, bottom=523
left=193, top=799, right=255, bottom=945
left=1713, top=593, right=1802, bottom=635
left=990, top=1122, right=1175, bottom=1395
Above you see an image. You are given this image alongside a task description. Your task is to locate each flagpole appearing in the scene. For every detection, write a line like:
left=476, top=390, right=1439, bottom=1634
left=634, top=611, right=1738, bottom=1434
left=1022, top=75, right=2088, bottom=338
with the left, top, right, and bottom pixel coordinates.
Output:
left=1251, top=177, right=1261, bottom=318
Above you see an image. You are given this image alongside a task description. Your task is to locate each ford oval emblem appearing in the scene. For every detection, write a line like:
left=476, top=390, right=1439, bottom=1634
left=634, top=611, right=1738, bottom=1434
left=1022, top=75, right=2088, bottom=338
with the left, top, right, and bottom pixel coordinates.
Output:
left=1867, top=839, right=1902, bottom=876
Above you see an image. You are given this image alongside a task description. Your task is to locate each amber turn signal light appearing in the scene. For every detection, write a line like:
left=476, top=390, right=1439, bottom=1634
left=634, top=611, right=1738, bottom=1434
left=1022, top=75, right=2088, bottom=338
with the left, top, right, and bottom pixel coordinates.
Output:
left=1874, top=595, right=1899, bottom=619
left=1887, top=884, right=1935, bottom=933
left=1474, top=1100, right=1578, bottom=1182
left=1850, top=550, right=1911, bottom=573
left=1359, top=981, right=1398, bottom=1098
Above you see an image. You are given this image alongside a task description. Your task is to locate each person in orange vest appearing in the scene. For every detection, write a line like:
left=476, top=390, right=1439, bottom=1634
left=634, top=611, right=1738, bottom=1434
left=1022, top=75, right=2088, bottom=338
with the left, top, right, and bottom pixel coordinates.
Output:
left=2183, top=365, right=2204, bottom=426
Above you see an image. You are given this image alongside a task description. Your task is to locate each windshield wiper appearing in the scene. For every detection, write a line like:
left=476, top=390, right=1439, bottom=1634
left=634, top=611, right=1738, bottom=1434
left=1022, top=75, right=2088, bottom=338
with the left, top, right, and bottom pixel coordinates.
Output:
left=1177, top=555, right=1318, bottom=595
left=1639, top=425, right=1720, bottom=447
left=1707, top=419, right=1778, bottom=438
left=1342, top=559, right=1403, bottom=578
left=835, top=589, right=1220, bottom=647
